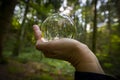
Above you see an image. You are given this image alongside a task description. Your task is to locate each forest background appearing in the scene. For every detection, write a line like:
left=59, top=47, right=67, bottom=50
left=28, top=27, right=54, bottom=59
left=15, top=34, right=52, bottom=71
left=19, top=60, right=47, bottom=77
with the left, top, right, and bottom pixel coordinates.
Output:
left=0, top=0, right=120, bottom=80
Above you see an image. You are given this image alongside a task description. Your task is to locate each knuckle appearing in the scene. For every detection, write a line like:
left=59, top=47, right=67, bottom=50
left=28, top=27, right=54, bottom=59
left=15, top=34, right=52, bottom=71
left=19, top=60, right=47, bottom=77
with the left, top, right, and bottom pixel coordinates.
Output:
left=82, top=44, right=88, bottom=48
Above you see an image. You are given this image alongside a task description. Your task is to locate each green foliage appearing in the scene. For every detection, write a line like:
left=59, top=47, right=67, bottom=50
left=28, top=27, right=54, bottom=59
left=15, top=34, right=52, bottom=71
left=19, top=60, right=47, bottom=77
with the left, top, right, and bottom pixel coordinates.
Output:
left=38, top=74, right=54, bottom=80
left=96, top=23, right=120, bottom=76
left=103, top=62, right=113, bottom=70
left=7, top=60, right=25, bottom=74
left=10, top=47, right=42, bottom=63
left=4, top=46, right=75, bottom=75
left=7, top=65, right=23, bottom=74
left=12, top=17, right=21, bottom=29
left=1, top=0, right=120, bottom=79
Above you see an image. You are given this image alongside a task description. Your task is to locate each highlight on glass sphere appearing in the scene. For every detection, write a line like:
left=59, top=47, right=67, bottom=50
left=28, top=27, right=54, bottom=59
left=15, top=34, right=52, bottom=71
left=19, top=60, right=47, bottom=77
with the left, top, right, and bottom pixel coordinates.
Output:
left=40, top=13, right=77, bottom=40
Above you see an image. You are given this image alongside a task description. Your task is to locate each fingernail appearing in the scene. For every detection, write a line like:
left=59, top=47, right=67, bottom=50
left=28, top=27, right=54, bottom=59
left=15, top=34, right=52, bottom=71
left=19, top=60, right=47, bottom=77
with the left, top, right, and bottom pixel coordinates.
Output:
left=33, top=25, right=39, bottom=30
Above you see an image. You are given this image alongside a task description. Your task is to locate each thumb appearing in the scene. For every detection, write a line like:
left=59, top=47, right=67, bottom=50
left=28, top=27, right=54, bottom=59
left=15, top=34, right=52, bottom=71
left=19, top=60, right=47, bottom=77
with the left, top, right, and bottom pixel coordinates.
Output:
left=33, top=25, right=42, bottom=40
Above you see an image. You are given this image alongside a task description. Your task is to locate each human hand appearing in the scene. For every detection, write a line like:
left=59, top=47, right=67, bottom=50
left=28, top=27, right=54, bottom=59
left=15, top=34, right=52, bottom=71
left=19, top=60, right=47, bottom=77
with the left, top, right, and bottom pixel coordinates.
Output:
left=33, top=25, right=104, bottom=74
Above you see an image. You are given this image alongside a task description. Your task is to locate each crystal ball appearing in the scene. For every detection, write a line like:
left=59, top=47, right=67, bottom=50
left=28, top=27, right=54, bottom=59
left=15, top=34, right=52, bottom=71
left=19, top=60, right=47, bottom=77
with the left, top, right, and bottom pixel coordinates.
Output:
left=40, top=13, right=77, bottom=40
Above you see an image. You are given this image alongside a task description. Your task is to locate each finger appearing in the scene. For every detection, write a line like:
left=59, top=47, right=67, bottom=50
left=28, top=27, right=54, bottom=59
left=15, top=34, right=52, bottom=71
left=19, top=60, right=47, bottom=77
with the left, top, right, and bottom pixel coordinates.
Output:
left=36, top=40, right=50, bottom=52
left=33, top=25, right=42, bottom=40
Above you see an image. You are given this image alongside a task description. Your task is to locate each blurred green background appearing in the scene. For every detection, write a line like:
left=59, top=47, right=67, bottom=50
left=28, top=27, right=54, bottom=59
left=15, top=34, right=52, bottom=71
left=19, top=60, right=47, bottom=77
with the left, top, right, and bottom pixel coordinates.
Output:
left=0, top=0, right=120, bottom=80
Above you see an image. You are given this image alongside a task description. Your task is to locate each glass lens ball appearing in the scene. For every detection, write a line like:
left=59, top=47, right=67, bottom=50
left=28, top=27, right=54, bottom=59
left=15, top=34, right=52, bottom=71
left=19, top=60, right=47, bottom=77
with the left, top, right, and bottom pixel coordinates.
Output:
left=41, top=13, right=77, bottom=40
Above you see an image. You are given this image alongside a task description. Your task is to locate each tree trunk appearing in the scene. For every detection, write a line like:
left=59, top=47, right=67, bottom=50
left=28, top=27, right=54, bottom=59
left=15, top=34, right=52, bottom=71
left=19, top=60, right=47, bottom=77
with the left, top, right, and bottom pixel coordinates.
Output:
left=83, top=0, right=90, bottom=44
left=107, top=1, right=112, bottom=54
left=115, top=0, right=120, bottom=34
left=92, top=0, right=97, bottom=53
left=0, top=0, right=17, bottom=63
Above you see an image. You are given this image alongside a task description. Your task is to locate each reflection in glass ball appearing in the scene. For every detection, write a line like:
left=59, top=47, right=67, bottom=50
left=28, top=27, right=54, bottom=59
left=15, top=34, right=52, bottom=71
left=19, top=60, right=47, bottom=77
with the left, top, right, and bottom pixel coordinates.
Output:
left=41, top=13, right=77, bottom=40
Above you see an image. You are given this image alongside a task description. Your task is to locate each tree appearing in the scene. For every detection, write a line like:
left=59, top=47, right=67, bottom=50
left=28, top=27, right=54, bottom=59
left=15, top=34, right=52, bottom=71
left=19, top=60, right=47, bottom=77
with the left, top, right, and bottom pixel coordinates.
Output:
left=0, top=0, right=17, bottom=63
left=107, top=1, right=112, bottom=54
left=12, top=0, right=30, bottom=56
left=92, top=0, right=98, bottom=53
left=115, top=0, right=120, bottom=33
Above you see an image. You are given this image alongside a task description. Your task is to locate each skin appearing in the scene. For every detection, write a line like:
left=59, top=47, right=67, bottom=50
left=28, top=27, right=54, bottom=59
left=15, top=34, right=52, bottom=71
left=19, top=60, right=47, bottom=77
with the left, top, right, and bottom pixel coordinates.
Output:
left=33, top=25, right=105, bottom=74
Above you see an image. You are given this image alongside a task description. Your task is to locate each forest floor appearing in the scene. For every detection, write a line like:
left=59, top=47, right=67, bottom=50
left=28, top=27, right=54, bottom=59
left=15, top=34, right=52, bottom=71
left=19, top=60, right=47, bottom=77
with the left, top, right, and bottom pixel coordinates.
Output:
left=0, top=59, right=73, bottom=80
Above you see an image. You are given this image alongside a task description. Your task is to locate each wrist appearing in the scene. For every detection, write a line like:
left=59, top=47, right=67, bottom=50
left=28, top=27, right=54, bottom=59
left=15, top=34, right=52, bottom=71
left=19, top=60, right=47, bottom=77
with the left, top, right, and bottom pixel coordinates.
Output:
left=67, top=49, right=105, bottom=74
